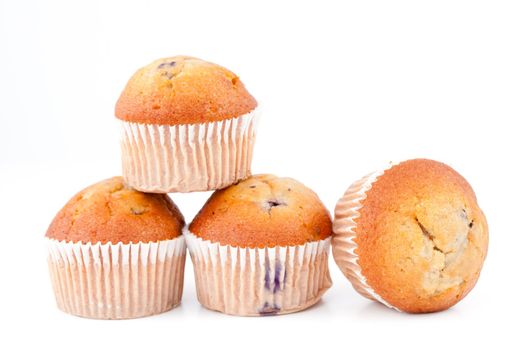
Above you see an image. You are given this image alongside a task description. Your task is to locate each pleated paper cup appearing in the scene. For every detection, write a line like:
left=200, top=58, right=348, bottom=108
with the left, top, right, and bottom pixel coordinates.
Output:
left=332, top=162, right=400, bottom=311
left=120, top=107, right=261, bottom=193
left=184, top=228, right=332, bottom=316
left=46, top=235, right=186, bottom=319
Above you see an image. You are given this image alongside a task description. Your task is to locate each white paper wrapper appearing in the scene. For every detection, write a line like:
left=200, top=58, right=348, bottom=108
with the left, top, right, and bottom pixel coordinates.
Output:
left=120, top=107, right=261, bottom=193
left=184, top=228, right=332, bottom=316
left=46, top=236, right=186, bottom=319
left=332, top=163, right=400, bottom=311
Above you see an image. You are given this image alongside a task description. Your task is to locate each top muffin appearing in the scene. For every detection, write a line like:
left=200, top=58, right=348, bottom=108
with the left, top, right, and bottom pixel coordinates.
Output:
left=189, top=174, right=332, bottom=248
left=46, top=177, right=185, bottom=244
left=115, top=56, right=257, bottom=125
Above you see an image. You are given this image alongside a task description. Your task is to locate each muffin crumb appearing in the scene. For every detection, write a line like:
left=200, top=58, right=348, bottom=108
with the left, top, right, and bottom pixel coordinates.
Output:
left=131, top=206, right=146, bottom=215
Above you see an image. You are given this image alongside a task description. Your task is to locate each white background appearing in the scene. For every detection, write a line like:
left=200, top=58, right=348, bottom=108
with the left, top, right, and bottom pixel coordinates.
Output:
left=1, top=0, right=524, bottom=348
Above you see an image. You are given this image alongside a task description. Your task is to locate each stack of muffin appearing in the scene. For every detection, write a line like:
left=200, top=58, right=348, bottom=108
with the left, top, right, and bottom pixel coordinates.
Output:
left=45, top=56, right=489, bottom=319
left=45, top=56, right=333, bottom=318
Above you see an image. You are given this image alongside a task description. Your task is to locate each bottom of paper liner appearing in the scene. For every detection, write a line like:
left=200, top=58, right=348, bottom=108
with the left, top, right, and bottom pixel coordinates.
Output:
left=184, top=228, right=332, bottom=316
left=46, top=236, right=186, bottom=319
left=120, top=107, right=260, bottom=193
left=332, top=163, right=400, bottom=311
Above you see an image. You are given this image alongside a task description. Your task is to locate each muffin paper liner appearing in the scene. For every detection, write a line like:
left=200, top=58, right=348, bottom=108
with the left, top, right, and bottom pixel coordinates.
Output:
left=120, top=107, right=261, bottom=193
left=46, top=236, right=186, bottom=319
left=184, top=228, right=332, bottom=316
left=332, top=163, right=400, bottom=311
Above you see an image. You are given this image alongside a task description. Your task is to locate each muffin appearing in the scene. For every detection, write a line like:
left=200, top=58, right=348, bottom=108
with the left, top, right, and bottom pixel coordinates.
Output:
left=333, top=159, right=489, bottom=313
left=115, top=55, right=260, bottom=193
left=45, top=177, right=186, bottom=319
left=185, top=174, right=333, bottom=316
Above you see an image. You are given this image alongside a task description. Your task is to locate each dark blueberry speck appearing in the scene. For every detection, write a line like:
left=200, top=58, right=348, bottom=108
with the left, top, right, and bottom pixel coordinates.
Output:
left=157, top=61, right=177, bottom=69
left=259, top=302, right=280, bottom=316
left=267, top=200, right=283, bottom=208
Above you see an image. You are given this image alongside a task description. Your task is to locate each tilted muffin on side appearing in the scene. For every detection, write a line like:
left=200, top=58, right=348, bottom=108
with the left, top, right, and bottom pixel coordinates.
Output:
left=45, top=177, right=186, bottom=319
left=185, top=174, right=333, bottom=316
left=333, top=159, right=489, bottom=313
left=115, top=55, right=260, bottom=193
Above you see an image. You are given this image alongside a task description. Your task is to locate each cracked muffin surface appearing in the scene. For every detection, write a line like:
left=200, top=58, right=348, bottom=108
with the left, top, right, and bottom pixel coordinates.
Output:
left=355, top=159, right=488, bottom=313
left=46, top=177, right=184, bottom=244
left=115, top=56, right=257, bottom=125
left=189, top=174, right=332, bottom=248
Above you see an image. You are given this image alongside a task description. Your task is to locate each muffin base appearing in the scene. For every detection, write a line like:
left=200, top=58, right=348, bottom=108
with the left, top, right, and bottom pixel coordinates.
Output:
left=184, top=228, right=332, bottom=316
left=332, top=163, right=400, bottom=311
left=46, top=236, right=186, bottom=319
left=120, top=107, right=260, bottom=193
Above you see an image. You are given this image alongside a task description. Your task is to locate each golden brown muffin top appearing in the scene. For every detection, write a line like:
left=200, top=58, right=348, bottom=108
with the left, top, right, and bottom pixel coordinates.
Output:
left=46, top=177, right=185, bottom=244
left=190, top=174, right=332, bottom=248
left=354, top=159, right=488, bottom=313
left=115, top=56, right=258, bottom=125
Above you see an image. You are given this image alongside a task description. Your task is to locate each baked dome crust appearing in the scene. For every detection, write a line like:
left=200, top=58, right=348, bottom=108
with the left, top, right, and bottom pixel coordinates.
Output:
left=189, top=174, right=332, bottom=248
left=354, top=159, right=488, bottom=313
left=46, top=177, right=184, bottom=244
left=115, top=56, right=257, bottom=125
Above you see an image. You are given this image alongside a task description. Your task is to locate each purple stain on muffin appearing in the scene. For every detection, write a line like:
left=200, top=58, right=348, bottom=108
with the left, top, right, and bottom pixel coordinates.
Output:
left=264, top=257, right=271, bottom=290
left=264, top=259, right=283, bottom=293
left=157, top=61, right=177, bottom=69
left=258, top=302, right=280, bottom=316
left=273, top=262, right=282, bottom=293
